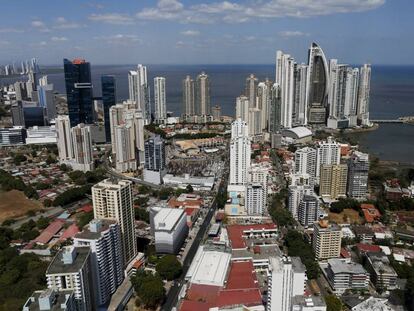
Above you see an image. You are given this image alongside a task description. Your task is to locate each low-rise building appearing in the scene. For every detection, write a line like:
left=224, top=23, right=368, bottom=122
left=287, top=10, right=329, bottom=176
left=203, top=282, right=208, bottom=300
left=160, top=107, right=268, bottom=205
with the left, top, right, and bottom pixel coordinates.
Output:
left=23, top=288, right=76, bottom=311
left=291, top=295, right=327, bottom=311
left=353, top=225, right=374, bottom=243
left=365, top=252, right=398, bottom=291
left=326, top=259, right=369, bottom=294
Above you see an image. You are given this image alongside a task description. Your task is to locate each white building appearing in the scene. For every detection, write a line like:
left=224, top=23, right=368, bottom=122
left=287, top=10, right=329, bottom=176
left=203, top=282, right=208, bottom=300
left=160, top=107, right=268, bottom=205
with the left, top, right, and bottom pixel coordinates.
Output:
left=267, top=256, right=307, bottom=311
left=74, top=219, right=124, bottom=307
left=182, top=75, right=195, bottom=116
left=357, top=64, right=371, bottom=126
left=26, top=125, right=57, bottom=145
left=150, top=207, right=188, bottom=254
left=326, top=258, right=369, bottom=294
left=92, top=179, right=137, bottom=266
left=46, top=246, right=93, bottom=311
left=23, top=288, right=76, bottom=311
left=70, top=123, right=94, bottom=172
left=229, top=119, right=251, bottom=186
left=298, top=195, right=319, bottom=227
left=55, top=115, right=73, bottom=162
left=293, top=64, right=309, bottom=126
left=248, top=107, right=262, bottom=136
left=128, top=64, right=150, bottom=123
left=236, top=95, right=249, bottom=123
left=316, top=137, right=341, bottom=179
left=114, top=124, right=137, bottom=172
left=154, top=77, right=167, bottom=122
left=295, top=147, right=317, bottom=177
left=292, top=295, right=326, bottom=311
left=246, top=183, right=266, bottom=215
left=257, top=80, right=271, bottom=130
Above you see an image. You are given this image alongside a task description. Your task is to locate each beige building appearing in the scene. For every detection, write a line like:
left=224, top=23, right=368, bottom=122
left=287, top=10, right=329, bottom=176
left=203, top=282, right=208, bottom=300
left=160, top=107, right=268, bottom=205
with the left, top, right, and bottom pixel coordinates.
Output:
left=312, top=220, right=342, bottom=260
left=92, top=179, right=136, bottom=266
left=319, top=164, right=348, bottom=200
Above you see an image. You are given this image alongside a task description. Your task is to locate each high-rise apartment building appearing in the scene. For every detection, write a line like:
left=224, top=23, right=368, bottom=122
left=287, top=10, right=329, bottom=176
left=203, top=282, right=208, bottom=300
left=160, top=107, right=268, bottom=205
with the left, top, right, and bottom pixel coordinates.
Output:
left=46, top=246, right=94, bottom=311
left=269, top=83, right=282, bottom=133
left=293, top=64, right=309, bottom=126
left=248, top=107, right=262, bottom=136
left=128, top=64, right=150, bottom=123
left=143, top=136, right=166, bottom=184
left=267, top=256, right=306, bottom=311
left=63, top=59, right=93, bottom=127
left=298, top=195, right=319, bottom=227
left=211, top=105, right=221, bottom=121
left=319, top=164, right=348, bottom=200
left=74, top=219, right=123, bottom=307
left=236, top=95, right=249, bottom=123
left=357, top=64, right=371, bottom=126
left=195, top=72, right=210, bottom=115
left=347, top=151, right=369, bottom=200
left=257, top=80, right=271, bottom=130
left=245, top=74, right=258, bottom=108
left=154, top=77, right=167, bottom=122
left=113, top=124, right=137, bottom=172
left=312, top=220, right=342, bottom=260
left=275, top=51, right=295, bottom=128
left=229, top=119, right=251, bottom=186
left=71, top=123, right=94, bottom=172
left=316, top=137, right=341, bottom=179
left=295, top=147, right=317, bottom=177
left=246, top=183, right=266, bottom=215
left=92, top=179, right=137, bottom=266
left=55, top=115, right=73, bottom=162
left=101, top=75, right=116, bottom=142
left=182, top=75, right=195, bottom=116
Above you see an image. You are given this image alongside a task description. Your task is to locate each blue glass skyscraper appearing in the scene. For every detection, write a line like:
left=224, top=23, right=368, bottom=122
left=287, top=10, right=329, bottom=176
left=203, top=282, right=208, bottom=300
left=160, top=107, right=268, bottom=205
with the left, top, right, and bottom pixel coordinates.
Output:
left=63, top=58, right=93, bottom=127
left=101, top=75, right=116, bottom=142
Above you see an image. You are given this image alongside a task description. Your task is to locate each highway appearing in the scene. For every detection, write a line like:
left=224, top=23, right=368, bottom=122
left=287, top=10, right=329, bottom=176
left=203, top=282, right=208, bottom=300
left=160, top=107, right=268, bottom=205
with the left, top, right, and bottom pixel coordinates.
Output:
left=161, top=178, right=226, bottom=311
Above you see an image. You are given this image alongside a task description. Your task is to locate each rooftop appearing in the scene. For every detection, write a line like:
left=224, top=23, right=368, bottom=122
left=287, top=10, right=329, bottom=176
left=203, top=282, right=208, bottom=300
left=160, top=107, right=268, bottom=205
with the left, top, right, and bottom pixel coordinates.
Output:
left=352, top=297, right=393, bottom=311
left=74, top=219, right=117, bottom=240
left=154, top=208, right=185, bottom=231
left=282, top=126, right=313, bottom=139
left=46, top=246, right=90, bottom=275
left=292, top=295, right=326, bottom=308
left=227, top=223, right=277, bottom=249
left=328, top=258, right=367, bottom=275
left=34, top=220, right=64, bottom=245
left=23, top=288, right=74, bottom=311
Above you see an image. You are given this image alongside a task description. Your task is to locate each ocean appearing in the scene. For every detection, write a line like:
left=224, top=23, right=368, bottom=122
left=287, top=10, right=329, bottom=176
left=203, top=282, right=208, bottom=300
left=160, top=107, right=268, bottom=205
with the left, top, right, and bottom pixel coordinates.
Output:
left=2, top=64, right=414, bottom=164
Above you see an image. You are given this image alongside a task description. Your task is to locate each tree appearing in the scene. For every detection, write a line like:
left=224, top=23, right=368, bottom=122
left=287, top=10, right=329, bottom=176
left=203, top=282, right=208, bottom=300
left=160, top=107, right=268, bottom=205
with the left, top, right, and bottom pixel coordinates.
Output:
left=325, top=295, right=343, bottom=311
left=45, top=155, right=57, bottom=165
left=76, top=211, right=94, bottom=230
left=158, top=187, right=174, bottom=200
left=135, top=208, right=149, bottom=223
left=13, top=154, right=27, bottom=165
left=131, top=270, right=165, bottom=309
left=155, top=255, right=182, bottom=280
left=186, top=184, right=194, bottom=193
left=36, top=216, right=50, bottom=230
left=43, top=199, right=52, bottom=207
left=138, top=185, right=151, bottom=195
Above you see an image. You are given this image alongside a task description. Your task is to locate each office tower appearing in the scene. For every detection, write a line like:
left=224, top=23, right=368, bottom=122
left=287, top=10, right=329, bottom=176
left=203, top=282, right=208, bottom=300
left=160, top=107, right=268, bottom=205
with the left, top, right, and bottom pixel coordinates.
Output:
left=150, top=207, right=188, bottom=254
left=319, top=164, right=348, bottom=200
left=23, top=288, right=76, bottom=311
left=31, top=57, right=40, bottom=73
left=71, top=123, right=94, bottom=172
left=11, top=102, right=25, bottom=126
left=275, top=50, right=295, bottom=128
left=357, top=64, right=371, bottom=126
left=257, top=80, right=271, bottom=130
left=154, top=77, right=167, bottom=122
left=345, top=67, right=360, bottom=127
left=245, top=74, right=258, bottom=108
left=101, top=75, right=116, bottom=142
left=293, top=64, right=308, bottom=126
left=55, top=115, right=73, bottom=162
left=14, top=81, right=27, bottom=101
left=113, top=124, right=137, bottom=172
left=38, top=83, right=56, bottom=122
left=128, top=64, right=150, bottom=123
left=92, top=179, right=137, bottom=265
left=235, top=95, right=249, bottom=123
left=269, top=83, right=282, bottom=133
left=182, top=75, right=195, bottom=116
left=246, top=183, right=266, bottom=215
left=63, top=58, right=93, bottom=127
left=316, top=137, right=341, bottom=179
left=46, top=246, right=94, bottom=311
left=74, top=219, right=123, bottom=306
left=312, top=220, right=342, bottom=260
left=0, top=127, right=27, bottom=146
left=306, top=43, right=329, bottom=124
left=143, top=136, right=166, bottom=184
left=248, top=107, right=262, bottom=136
left=294, top=147, right=317, bottom=177
left=195, top=71, right=210, bottom=115
left=267, top=256, right=306, bottom=311
left=298, top=195, right=319, bottom=227
left=211, top=105, right=221, bottom=121
left=347, top=151, right=369, bottom=200
left=229, top=119, right=251, bottom=185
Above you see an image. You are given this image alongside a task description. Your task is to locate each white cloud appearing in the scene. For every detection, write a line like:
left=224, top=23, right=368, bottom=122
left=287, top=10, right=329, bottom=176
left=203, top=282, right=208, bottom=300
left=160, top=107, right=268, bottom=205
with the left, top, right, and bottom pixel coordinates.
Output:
left=278, top=30, right=309, bottom=37
left=51, top=36, right=69, bottom=42
left=31, top=20, right=50, bottom=32
left=181, top=30, right=200, bottom=36
left=54, top=17, right=82, bottom=29
left=88, top=13, right=134, bottom=25
left=94, top=34, right=141, bottom=45
left=0, top=28, right=24, bottom=33
left=136, top=0, right=385, bottom=24
left=0, top=40, right=10, bottom=46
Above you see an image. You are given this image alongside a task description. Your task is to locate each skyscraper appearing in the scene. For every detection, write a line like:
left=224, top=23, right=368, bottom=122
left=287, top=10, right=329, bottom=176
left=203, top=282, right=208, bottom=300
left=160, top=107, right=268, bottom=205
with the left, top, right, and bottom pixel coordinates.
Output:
left=235, top=95, right=249, bottom=123
left=293, top=64, right=308, bottom=126
left=38, top=83, right=56, bottom=123
left=245, top=74, right=258, bottom=108
left=195, top=71, right=210, bottom=116
left=320, top=164, right=348, bottom=200
left=154, top=77, right=167, bottom=122
left=257, top=80, right=271, bottom=130
left=246, top=183, right=266, bottom=215
left=143, top=135, right=166, bottom=184
left=63, top=58, right=93, bottom=127
left=71, top=123, right=94, bottom=172
left=306, top=43, right=329, bottom=124
left=113, top=124, right=137, bottom=172
left=182, top=75, right=195, bottom=116
left=269, top=83, right=282, bottom=133
left=128, top=64, right=150, bottom=123
left=92, top=179, right=137, bottom=266
left=275, top=51, right=295, bottom=128
left=229, top=119, right=251, bottom=186
left=298, top=195, right=319, bottom=227
left=248, top=107, right=262, bottom=136
left=357, top=64, right=371, bottom=126
left=347, top=151, right=369, bottom=200
left=316, top=137, right=341, bottom=179
left=101, top=75, right=116, bottom=142
left=56, top=115, right=73, bottom=162
left=294, top=147, right=317, bottom=177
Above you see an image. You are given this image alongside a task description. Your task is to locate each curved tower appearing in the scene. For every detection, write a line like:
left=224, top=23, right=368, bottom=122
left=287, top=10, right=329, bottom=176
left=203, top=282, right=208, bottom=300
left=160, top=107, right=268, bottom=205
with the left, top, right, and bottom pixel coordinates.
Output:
left=307, top=43, right=329, bottom=124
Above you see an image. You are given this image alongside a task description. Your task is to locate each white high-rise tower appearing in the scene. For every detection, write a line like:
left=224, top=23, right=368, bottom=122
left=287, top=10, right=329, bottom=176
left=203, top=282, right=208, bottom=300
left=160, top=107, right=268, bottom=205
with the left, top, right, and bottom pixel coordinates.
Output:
left=275, top=50, right=295, bottom=128
left=128, top=64, right=150, bottom=123
left=357, top=64, right=371, bottom=126
left=229, top=119, right=251, bottom=186
left=154, top=77, right=166, bottom=122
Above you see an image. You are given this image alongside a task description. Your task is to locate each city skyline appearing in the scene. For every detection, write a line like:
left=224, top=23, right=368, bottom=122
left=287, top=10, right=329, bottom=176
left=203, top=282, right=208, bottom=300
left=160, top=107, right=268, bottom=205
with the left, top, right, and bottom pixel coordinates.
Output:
left=0, top=0, right=412, bottom=65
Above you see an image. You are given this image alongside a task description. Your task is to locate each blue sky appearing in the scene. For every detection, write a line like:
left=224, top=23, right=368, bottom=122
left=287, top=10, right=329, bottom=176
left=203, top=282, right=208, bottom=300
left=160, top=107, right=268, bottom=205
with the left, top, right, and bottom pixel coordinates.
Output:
left=0, top=0, right=411, bottom=65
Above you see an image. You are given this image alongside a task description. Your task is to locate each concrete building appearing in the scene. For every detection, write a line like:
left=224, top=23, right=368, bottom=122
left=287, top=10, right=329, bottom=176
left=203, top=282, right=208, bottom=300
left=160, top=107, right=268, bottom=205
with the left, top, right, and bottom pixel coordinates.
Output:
left=248, top=107, right=262, bottom=136
left=74, top=219, right=124, bottom=306
left=257, top=80, right=271, bottom=130
left=128, top=64, right=150, bottom=123
left=312, top=220, right=342, bottom=260
left=246, top=183, right=266, bottom=215
left=236, top=95, right=249, bottom=123
left=46, top=246, right=93, bottom=311
left=150, top=207, right=188, bottom=254
left=154, top=77, right=167, bottom=122
left=23, top=288, right=76, bottom=311
left=319, top=164, right=348, bottom=201
left=347, top=151, right=369, bottom=200
left=267, top=256, right=307, bottom=311
left=26, top=126, right=57, bottom=145
left=295, top=147, right=317, bottom=177
left=288, top=184, right=314, bottom=221
left=195, top=71, right=210, bottom=115
left=143, top=135, right=166, bottom=185
left=357, top=64, right=371, bottom=126
left=211, top=105, right=221, bottom=121
left=275, top=50, right=295, bottom=128
left=92, top=179, right=137, bottom=266
left=365, top=252, right=397, bottom=291
left=245, top=74, right=258, bottom=108
left=291, top=295, right=326, bottom=311
left=293, top=64, right=309, bottom=126
left=316, top=137, right=341, bottom=179
left=0, top=127, right=26, bottom=146
left=55, top=115, right=73, bottom=162
left=229, top=119, right=251, bottom=186
left=182, top=75, right=195, bottom=116
left=298, top=195, right=319, bottom=227
left=326, top=258, right=369, bottom=294
left=269, top=83, right=282, bottom=133
left=70, top=123, right=94, bottom=172
left=113, top=124, right=137, bottom=172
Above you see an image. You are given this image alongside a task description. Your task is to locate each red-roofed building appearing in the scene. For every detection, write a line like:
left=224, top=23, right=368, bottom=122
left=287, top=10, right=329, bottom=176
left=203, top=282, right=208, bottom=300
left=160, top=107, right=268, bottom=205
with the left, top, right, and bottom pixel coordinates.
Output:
left=227, top=223, right=277, bottom=249
left=184, top=207, right=199, bottom=227
left=180, top=300, right=211, bottom=311
left=356, top=243, right=381, bottom=257
left=340, top=248, right=352, bottom=259
left=59, top=223, right=79, bottom=242
left=168, top=193, right=204, bottom=209
left=77, top=204, right=93, bottom=213
left=360, top=204, right=381, bottom=223
left=216, top=288, right=262, bottom=308
left=34, top=220, right=64, bottom=245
